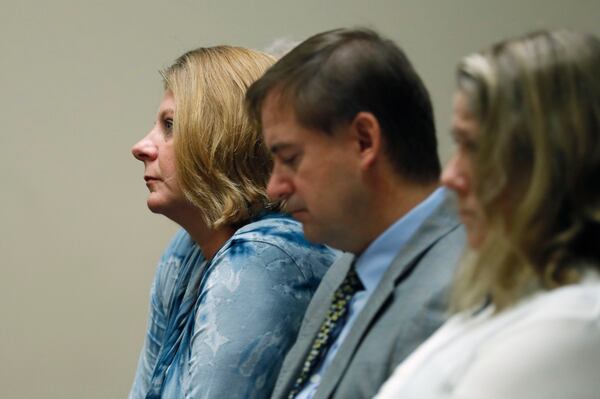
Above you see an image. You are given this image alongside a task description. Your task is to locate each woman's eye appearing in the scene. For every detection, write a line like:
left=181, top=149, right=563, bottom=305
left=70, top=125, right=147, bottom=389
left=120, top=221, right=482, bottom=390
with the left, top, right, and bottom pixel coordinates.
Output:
left=453, top=135, right=478, bottom=154
left=462, top=139, right=478, bottom=154
left=164, top=118, right=174, bottom=134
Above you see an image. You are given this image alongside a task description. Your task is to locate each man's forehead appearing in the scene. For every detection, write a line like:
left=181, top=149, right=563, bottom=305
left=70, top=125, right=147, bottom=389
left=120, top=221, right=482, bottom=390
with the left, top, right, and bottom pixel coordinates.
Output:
left=261, top=91, right=297, bottom=124
left=261, top=94, right=303, bottom=140
left=261, top=112, right=303, bottom=150
left=260, top=90, right=335, bottom=150
left=262, top=110, right=328, bottom=156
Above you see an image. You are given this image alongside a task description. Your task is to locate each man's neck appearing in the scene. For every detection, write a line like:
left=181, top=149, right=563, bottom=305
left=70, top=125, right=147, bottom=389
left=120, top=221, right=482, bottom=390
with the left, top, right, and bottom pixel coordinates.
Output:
left=352, top=181, right=439, bottom=256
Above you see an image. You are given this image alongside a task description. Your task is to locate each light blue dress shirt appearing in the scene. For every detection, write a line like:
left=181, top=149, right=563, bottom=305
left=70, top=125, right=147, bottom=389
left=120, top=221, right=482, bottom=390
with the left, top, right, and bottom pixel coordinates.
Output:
left=295, top=188, right=447, bottom=399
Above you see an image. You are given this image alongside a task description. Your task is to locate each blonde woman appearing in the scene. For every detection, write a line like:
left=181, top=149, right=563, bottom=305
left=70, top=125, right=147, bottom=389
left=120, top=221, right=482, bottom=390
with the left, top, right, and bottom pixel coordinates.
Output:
left=129, top=46, right=337, bottom=399
left=377, top=30, right=600, bottom=398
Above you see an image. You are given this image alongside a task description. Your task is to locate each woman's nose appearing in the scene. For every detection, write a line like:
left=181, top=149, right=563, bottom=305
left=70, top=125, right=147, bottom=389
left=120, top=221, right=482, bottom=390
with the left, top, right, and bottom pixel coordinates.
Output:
left=131, top=133, right=157, bottom=162
left=441, top=153, right=469, bottom=195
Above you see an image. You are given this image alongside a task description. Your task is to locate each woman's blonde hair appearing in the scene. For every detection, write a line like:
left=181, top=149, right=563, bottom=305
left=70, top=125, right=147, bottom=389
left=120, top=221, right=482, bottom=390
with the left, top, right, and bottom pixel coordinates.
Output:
left=451, top=30, right=600, bottom=312
left=161, top=46, right=277, bottom=228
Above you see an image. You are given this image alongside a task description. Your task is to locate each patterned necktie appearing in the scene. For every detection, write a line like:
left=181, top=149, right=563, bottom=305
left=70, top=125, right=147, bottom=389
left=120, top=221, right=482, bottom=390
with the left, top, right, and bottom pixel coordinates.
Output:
left=287, top=265, right=364, bottom=398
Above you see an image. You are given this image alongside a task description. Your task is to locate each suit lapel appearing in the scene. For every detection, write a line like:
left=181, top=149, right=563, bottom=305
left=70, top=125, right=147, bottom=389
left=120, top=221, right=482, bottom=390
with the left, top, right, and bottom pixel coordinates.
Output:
left=315, top=197, right=459, bottom=398
left=273, top=253, right=354, bottom=399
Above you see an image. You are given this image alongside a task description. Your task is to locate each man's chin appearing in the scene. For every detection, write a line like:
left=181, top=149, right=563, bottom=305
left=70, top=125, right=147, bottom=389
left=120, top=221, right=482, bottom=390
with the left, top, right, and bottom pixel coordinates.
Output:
left=290, top=209, right=309, bottom=221
left=300, top=223, right=328, bottom=246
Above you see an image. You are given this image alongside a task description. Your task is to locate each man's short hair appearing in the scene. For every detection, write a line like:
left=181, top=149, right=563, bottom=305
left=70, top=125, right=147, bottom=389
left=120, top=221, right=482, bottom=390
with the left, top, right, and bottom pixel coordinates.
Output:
left=246, top=27, right=440, bottom=184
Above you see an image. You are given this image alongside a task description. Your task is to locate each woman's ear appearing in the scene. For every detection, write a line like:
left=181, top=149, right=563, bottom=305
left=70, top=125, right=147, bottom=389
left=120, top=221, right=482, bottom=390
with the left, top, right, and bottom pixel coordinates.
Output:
left=351, top=111, right=381, bottom=169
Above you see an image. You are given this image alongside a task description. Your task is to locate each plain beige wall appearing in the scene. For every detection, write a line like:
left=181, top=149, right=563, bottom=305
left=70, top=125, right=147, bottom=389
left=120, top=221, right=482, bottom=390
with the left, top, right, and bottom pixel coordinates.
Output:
left=1, top=1, right=598, bottom=397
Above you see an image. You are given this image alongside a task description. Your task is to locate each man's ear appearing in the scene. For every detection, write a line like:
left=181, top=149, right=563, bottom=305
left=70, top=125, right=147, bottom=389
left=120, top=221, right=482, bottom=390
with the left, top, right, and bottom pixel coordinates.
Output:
left=351, top=112, right=381, bottom=169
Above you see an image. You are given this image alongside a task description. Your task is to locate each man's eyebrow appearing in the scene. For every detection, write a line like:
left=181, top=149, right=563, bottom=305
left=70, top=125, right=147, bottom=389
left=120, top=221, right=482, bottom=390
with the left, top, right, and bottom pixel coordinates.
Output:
left=269, top=143, right=296, bottom=154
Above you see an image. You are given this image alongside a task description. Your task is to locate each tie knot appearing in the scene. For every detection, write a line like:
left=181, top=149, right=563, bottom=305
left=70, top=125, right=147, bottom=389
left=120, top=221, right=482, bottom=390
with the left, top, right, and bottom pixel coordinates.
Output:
left=342, top=266, right=364, bottom=293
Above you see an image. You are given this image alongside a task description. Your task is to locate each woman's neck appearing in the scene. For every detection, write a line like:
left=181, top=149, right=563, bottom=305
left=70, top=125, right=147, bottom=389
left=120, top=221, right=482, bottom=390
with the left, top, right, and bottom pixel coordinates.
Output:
left=169, top=207, right=236, bottom=260
left=190, top=224, right=236, bottom=260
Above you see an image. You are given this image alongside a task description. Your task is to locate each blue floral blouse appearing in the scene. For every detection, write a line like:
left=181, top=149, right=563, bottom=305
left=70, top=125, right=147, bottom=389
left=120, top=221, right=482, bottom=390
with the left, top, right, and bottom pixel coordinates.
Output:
left=129, top=214, right=338, bottom=399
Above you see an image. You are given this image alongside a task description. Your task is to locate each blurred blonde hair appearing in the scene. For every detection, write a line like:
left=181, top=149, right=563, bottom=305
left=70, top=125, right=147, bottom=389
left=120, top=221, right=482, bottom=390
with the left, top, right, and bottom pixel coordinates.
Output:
left=451, top=30, right=600, bottom=312
left=161, top=46, right=277, bottom=228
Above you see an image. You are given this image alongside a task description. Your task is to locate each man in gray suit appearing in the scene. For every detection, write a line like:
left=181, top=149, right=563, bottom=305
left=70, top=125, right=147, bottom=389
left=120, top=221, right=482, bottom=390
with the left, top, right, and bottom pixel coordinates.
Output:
left=246, top=28, right=465, bottom=399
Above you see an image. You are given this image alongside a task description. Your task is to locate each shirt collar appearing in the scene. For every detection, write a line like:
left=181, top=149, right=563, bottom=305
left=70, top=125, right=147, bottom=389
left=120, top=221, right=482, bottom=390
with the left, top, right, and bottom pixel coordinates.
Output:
left=354, top=187, right=447, bottom=292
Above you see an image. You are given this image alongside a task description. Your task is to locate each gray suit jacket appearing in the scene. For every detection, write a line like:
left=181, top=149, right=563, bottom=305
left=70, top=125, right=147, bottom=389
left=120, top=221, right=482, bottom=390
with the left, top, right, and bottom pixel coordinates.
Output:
left=270, top=195, right=465, bottom=399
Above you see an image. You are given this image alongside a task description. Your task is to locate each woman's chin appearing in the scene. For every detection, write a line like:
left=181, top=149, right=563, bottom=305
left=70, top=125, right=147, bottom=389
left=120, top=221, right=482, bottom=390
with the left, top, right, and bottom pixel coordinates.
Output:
left=146, top=196, right=170, bottom=216
left=466, top=229, right=485, bottom=250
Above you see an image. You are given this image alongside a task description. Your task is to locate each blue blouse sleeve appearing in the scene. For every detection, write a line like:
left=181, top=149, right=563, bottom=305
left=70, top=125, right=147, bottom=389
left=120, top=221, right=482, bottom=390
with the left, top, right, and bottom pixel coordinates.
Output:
left=184, top=238, right=321, bottom=399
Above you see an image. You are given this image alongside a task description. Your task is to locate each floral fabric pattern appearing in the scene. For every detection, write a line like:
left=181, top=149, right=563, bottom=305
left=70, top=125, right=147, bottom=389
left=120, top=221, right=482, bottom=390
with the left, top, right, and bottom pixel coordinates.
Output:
left=129, top=214, right=338, bottom=399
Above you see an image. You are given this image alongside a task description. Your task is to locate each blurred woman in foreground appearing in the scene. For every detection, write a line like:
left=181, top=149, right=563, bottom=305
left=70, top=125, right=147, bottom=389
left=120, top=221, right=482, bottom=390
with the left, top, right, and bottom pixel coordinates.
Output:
left=377, top=29, right=600, bottom=398
left=129, top=46, right=336, bottom=399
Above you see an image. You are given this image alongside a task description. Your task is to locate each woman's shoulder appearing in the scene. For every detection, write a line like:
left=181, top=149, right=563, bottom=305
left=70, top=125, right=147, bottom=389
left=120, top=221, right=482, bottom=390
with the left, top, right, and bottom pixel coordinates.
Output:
left=212, top=213, right=339, bottom=277
left=232, top=213, right=304, bottom=243
left=230, top=213, right=338, bottom=257
left=446, top=279, right=600, bottom=398
left=470, top=275, right=600, bottom=355
left=514, top=273, right=600, bottom=325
